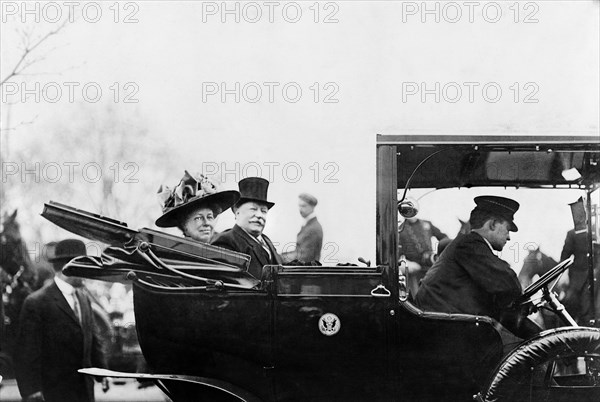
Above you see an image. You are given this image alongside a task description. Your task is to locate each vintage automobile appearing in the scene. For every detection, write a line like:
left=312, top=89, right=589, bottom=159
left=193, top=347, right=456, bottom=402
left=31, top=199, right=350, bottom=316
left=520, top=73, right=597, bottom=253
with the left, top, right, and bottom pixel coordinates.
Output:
left=41, top=135, right=600, bottom=401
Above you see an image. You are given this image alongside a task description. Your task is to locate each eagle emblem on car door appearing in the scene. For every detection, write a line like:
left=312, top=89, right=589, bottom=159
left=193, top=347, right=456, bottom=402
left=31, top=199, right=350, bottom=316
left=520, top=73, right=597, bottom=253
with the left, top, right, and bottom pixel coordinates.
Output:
left=319, top=313, right=341, bottom=336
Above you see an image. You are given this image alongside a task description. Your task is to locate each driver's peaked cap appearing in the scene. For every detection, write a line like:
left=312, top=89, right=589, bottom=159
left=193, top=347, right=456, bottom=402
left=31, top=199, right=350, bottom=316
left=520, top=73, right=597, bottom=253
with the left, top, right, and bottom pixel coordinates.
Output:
left=474, top=196, right=520, bottom=232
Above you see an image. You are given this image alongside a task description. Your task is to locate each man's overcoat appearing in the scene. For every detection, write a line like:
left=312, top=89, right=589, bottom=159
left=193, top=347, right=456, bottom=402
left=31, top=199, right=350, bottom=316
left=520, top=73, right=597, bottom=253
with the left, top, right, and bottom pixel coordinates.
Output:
left=415, top=232, right=521, bottom=321
left=296, top=217, right=323, bottom=262
left=15, top=281, right=106, bottom=402
left=212, top=225, right=282, bottom=279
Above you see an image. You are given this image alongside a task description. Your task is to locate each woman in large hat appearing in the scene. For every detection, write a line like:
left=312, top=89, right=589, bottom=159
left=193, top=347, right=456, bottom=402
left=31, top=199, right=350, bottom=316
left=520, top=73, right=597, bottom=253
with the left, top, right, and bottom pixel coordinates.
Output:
left=155, top=171, right=240, bottom=243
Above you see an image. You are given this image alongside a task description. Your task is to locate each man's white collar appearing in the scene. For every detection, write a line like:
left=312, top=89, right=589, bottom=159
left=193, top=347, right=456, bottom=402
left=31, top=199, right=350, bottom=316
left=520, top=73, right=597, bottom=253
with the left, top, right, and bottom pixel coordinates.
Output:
left=55, top=275, right=75, bottom=295
left=472, top=231, right=496, bottom=254
left=482, top=237, right=495, bottom=253
left=303, top=212, right=317, bottom=225
left=240, top=226, right=260, bottom=240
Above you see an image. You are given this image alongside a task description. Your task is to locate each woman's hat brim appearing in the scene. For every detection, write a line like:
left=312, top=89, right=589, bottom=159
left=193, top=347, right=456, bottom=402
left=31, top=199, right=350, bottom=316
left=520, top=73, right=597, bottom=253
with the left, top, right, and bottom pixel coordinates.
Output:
left=156, top=190, right=240, bottom=228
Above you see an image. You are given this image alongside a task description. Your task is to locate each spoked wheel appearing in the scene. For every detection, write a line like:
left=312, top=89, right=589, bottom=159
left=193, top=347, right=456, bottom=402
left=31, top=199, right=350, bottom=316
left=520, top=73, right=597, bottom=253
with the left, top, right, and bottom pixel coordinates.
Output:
left=480, top=327, right=600, bottom=402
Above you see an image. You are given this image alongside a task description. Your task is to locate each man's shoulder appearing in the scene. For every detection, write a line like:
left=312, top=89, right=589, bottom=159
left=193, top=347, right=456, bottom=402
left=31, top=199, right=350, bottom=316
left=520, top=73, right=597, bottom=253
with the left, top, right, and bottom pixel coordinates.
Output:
left=457, top=231, right=483, bottom=243
left=212, top=226, right=247, bottom=245
left=211, top=228, right=235, bottom=245
left=213, top=227, right=234, bottom=239
left=305, top=218, right=323, bottom=232
left=23, top=282, right=55, bottom=307
left=452, top=232, right=487, bottom=251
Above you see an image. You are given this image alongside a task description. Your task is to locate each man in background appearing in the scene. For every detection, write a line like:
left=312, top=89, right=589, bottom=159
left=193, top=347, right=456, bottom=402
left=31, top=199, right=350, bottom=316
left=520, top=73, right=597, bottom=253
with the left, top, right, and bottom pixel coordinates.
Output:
left=399, top=216, right=448, bottom=296
left=15, top=239, right=108, bottom=402
left=295, top=193, right=323, bottom=263
left=560, top=229, right=600, bottom=325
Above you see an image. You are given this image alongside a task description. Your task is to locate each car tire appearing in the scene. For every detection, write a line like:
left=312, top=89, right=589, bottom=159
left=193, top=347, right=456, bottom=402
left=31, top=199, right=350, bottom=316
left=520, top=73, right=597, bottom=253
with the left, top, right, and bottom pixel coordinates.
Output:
left=482, top=326, right=600, bottom=402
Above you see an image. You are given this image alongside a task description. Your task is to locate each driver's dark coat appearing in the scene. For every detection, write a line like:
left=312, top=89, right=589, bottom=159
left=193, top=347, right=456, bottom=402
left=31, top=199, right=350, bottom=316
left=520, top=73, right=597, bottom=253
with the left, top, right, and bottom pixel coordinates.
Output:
left=414, top=232, right=521, bottom=320
left=211, top=225, right=282, bottom=279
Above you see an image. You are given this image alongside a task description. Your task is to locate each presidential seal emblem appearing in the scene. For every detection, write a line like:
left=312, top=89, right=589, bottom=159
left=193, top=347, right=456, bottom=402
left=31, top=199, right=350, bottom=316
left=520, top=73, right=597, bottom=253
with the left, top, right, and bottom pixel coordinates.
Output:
left=318, top=313, right=341, bottom=336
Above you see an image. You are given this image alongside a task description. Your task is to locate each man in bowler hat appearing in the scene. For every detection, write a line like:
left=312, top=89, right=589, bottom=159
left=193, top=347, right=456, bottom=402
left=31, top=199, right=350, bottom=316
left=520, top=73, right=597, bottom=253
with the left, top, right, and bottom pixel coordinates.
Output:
left=415, top=196, right=539, bottom=339
left=212, top=177, right=282, bottom=279
left=15, top=239, right=108, bottom=402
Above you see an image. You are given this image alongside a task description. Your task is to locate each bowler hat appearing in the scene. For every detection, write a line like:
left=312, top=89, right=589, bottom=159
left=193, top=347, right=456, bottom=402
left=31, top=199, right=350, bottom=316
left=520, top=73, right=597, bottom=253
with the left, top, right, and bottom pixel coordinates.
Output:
left=235, top=177, right=275, bottom=209
left=156, top=171, right=240, bottom=228
left=474, top=195, right=520, bottom=232
left=49, top=239, right=87, bottom=262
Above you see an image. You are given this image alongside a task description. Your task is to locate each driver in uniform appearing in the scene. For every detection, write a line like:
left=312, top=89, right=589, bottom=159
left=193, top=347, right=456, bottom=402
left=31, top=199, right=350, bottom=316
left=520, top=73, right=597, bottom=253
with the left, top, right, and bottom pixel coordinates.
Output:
left=415, top=196, right=540, bottom=344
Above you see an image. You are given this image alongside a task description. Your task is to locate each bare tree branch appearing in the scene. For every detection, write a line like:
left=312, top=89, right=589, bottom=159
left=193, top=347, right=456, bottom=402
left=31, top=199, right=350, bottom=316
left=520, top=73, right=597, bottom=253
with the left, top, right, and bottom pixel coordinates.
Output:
left=0, top=18, right=70, bottom=87
left=0, top=115, right=39, bottom=132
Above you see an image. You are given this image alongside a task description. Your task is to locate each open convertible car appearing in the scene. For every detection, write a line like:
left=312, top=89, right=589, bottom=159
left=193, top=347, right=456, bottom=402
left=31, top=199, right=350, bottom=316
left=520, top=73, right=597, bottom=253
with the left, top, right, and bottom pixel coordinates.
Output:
left=42, top=135, right=600, bottom=401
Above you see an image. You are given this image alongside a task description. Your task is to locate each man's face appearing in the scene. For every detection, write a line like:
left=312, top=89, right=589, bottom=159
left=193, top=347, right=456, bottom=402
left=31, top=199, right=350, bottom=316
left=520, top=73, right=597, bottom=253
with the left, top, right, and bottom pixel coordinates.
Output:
left=54, top=262, right=85, bottom=287
left=66, top=276, right=85, bottom=287
left=488, top=219, right=512, bottom=251
left=298, top=199, right=314, bottom=218
left=236, top=201, right=268, bottom=237
left=58, top=271, right=84, bottom=287
left=182, top=207, right=215, bottom=243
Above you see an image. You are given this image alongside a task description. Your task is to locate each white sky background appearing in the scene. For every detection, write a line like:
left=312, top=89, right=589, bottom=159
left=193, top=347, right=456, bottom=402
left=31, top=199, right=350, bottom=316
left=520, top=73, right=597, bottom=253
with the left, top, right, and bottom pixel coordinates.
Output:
left=1, top=1, right=599, bottom=270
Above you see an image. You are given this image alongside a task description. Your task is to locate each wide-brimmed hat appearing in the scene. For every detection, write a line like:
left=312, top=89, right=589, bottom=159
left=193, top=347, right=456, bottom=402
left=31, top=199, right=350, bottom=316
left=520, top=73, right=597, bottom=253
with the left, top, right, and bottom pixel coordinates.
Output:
left=155, top=171, right=240, bottom=228
left=235, top=177, right=274, bottom=209
left=49, top=239, right=87, bottom=262
left=474, top=195, right=520, bottom=232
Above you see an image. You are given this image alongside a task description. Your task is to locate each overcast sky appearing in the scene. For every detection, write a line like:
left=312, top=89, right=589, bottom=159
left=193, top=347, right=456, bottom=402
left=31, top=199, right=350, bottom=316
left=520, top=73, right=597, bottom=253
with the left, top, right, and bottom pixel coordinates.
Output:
left=1, top=0, right=599, bottom=268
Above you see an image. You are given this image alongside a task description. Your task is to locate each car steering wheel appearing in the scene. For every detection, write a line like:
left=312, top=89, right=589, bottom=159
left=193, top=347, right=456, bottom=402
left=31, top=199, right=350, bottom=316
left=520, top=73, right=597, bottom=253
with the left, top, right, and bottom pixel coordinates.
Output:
left=516, top=255, right=574, bottom=305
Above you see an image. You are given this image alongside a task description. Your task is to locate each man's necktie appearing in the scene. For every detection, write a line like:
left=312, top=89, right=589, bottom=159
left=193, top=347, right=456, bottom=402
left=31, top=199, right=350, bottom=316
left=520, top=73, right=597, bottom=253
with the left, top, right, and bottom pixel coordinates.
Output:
left=72, top=290, right=82, bottom=324
left=258, top=236, right=272, bottom=260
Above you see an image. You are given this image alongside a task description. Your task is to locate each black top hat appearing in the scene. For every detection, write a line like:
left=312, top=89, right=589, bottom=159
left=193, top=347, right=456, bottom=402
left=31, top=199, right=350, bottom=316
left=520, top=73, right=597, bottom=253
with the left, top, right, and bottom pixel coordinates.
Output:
left=474, top=195, right=520, bottom=232
left=49, top=239, right=87, bottom=262
left=235, top=177, right=275, bottom=209
left=156, top=171, right=240, bottom=228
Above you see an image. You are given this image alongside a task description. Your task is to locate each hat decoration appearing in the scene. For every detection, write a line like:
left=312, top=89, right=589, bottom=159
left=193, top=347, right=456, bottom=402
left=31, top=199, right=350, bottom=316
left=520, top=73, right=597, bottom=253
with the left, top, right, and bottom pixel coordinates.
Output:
left=156, top=171, right=240, bottom=228
left=158, top=171, right=218, bottom=212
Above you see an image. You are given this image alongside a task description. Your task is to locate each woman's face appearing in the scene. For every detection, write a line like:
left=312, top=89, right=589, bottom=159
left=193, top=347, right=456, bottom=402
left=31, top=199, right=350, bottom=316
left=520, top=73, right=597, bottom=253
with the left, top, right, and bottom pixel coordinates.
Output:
left=181, top=207, right=216, bottom=243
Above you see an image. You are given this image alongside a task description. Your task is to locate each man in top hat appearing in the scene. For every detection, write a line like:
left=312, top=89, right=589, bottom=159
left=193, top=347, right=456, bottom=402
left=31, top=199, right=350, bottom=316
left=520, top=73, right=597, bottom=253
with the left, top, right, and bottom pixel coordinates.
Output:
left=15, top=239, right=108, bottom=402
left=295, top=193, right=323, bottom=262
left=415, top=196, right=538, bottom=339
left=212, top=177, right=282, bottom=279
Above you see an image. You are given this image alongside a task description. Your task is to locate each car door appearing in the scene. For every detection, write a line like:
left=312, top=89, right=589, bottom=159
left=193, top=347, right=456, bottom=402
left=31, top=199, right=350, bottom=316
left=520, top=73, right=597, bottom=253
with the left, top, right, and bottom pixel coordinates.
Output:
left=269, top=265, right=397, bottom=401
